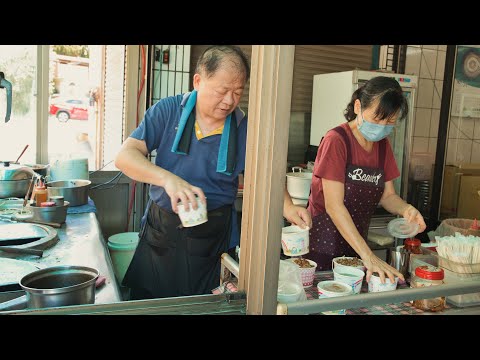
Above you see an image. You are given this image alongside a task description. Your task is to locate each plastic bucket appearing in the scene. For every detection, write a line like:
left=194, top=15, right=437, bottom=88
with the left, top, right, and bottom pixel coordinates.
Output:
left=317, top=280, right=353, bottom=315
left=107, top=232, right=139, bottom=284
left=333, top=267, right=365, bottom=294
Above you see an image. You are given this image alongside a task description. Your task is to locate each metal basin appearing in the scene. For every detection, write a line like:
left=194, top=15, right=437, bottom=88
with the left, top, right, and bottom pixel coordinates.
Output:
left=0, top=179, right=30, bottom=198
left=46, top=179, right=91, bottom=206
left=19, top=265, right=99, bottom=309
left=25, top=201, right=70, bottom=224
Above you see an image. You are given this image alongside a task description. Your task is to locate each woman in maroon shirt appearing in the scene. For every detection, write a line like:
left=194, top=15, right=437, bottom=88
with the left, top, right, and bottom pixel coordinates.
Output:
left=307, top=76, right=426, bottom=284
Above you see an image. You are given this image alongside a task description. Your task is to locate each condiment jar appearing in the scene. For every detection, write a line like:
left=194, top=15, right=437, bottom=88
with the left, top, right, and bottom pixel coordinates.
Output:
left=410, top=265, right=446, bottom=312
left=34, top=181, right=48, bottom=206
left=404, top=238, right=422, bottom=254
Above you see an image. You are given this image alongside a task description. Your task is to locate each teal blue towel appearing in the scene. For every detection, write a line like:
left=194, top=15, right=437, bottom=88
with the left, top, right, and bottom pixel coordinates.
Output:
left=171, top=90, right=237, bottom=175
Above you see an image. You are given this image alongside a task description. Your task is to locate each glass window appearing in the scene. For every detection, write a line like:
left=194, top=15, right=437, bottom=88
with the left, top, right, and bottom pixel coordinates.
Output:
left=0, top=45, right=37, bottom=165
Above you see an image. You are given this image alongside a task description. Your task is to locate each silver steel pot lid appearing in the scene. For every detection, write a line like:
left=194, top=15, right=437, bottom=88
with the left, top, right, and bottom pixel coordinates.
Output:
left=0, top=161, right=35, bottom=181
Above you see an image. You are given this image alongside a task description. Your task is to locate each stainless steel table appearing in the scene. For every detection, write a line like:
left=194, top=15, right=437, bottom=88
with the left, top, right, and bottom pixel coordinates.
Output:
left=0, top=212, right=121, bottom=305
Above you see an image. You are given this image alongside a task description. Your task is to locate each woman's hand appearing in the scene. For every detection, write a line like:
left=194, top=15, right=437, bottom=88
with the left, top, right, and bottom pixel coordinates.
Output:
left=362, top=253, right=404, bottom=283
left=163, top=173, right=206, bottom=213
left=283, top=203, right=312, bottom=229
left=402, top=204, right=427, bottom=233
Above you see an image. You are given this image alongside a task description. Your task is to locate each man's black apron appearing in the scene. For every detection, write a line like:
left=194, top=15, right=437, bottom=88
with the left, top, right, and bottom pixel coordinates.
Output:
left=307, top=126, right=386, bottom=270
left=123, top=200, right=232, bottom=299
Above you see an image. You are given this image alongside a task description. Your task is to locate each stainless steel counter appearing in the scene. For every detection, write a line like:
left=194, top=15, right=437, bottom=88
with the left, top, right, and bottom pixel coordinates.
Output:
left=0, top=212, right=121, bottom=306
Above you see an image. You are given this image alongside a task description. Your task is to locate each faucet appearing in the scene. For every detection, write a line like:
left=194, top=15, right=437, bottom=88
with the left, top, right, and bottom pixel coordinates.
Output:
left=0, top=72, right=12, bottom=123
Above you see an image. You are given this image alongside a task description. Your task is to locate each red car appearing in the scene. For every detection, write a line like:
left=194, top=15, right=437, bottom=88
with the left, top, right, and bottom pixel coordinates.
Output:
left=49, top=98, right=89, bottom=122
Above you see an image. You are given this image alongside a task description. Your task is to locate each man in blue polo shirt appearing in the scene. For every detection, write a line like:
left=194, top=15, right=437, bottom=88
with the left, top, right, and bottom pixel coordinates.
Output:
left=115, top=45, right=312, bottom=299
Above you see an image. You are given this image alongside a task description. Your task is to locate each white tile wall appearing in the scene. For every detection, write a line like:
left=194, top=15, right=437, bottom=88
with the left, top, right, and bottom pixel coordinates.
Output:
left=405, top=47, right=422, bottom=76
left=429, top=138, right=437, bottom=154
left=474, top=118, right=480, bottom=140
left=417, top=78, right=434, bottom=108
left=406, top=45, right=448, bottom=167
left=415, top=108, right=432, bottom=137
left=430, top=109, right=440, bottom=137
left=432, top=80, right=443, bottom=109
left=413, top=136, right=429, bottom=152
left=471, top=142, right=480, bottom=163
left=419, top=49, right=437, bottom=79
left=435, top=51, right=446, bottom=80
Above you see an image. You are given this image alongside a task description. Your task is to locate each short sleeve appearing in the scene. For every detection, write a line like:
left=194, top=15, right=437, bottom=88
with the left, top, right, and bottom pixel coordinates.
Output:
left=314, top=129, right=348, bottom=183
left=130, top=96, right=177, bottom=153
left=383, top=138, right=400, bottom=182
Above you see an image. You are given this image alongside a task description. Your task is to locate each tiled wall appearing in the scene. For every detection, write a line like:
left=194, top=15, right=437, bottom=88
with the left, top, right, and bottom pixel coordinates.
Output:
left=405, top=45, right=447, bottom=159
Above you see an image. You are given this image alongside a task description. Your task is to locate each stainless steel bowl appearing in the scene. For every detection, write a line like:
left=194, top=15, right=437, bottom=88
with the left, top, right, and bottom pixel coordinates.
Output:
left=0, top=179, right=30, bottom=198
left=46, top=179, right=91, bottom=206
left=19, top=265, right=99, bottom=309
left=25, top=201, right=70, bottom=224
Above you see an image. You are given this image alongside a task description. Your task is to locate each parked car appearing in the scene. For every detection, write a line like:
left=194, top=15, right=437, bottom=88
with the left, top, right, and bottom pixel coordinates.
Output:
left=49, top=98, right=89, bottom=122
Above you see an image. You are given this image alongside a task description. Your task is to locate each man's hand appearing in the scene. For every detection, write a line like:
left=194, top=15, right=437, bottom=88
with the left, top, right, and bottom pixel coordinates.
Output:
left=163, top=173, right=206, bottom=213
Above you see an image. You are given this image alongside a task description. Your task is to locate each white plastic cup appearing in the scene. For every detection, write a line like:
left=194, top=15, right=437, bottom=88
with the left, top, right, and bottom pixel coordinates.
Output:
left=333, top=266, right=365, bottom=294
left=281, top=225, right=309, bottom=256
left=177, top=197, right=208, bottom=227
left=287, top=258, right=317, bottom=287
left=317, top=280, right=353, bottom=315
left=277, top=281, right=304, bottom=304
left=332, top=256, right=366, bottom=273
left=368, top=273, right=399, bottom=292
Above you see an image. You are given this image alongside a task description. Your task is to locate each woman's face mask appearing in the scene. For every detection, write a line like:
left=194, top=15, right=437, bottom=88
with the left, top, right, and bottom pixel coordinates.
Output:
left=357, top=107, right=395, bottom=142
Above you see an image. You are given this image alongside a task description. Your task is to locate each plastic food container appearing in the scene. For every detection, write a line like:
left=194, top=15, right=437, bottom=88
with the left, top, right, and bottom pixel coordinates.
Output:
left=332, top=256, right=366, bottom=272
left=281, top=225, right=309, bottom=256
left=286, top=258, right=317, bottom=287
left=317, top=280, right=353, bottom=315
left=387, top=218, right=419, bottom=239
left=410, top=265, right=446, bottom=312
left=367, top=272, right=399, bottom=292
left=177, top=197, right=208, bottom=227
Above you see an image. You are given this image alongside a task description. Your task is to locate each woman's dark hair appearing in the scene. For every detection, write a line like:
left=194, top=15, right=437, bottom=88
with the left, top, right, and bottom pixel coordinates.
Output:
left=195, top=45, right=250, bottom=82
left=343, top=76, right=408, bottom=122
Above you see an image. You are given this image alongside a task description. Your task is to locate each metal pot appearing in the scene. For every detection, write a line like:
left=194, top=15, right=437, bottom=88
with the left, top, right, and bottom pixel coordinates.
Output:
left=0, top=161, right=36, bottom=198
left=19, top=265, right=99, bottom=309
left=286, top=166, right=312, bottom=200
left=46, top=179, right=91, bottom=206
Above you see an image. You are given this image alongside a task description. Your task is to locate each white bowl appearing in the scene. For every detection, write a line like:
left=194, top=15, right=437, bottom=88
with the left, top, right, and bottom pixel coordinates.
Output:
left=177, top=197, right=208, bottom=227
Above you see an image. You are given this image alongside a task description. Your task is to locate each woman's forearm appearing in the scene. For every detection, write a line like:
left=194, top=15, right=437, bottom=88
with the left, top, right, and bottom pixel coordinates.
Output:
left=380, top=193, right=410, bottom=216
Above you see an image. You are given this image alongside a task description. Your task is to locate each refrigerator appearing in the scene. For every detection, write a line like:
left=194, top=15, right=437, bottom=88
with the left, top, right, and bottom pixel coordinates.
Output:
left=310, top=70, right=418, bottom=207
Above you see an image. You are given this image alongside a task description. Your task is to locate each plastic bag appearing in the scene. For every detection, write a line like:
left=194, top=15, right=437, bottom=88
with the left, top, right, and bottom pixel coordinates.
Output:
left=428, top=219, right=480, bottom=241
left=277, top=260, right=307, bottom=303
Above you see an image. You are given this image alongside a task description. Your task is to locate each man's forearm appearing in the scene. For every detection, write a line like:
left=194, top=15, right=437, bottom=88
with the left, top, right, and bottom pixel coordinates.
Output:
left=115, top=148, right=172, bottom=187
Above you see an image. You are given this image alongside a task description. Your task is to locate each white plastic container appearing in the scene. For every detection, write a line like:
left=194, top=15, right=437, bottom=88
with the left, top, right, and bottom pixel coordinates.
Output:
left=332, top=256, right=366, bottom=272
left=177, top=197, right=208, bottom=227
left=333, top=266, right=365, bottom=294
left=277, top=282, right=304, bottom=304
left=317, top=280, right=353, bottom=315
left=368, top=272, right=399, bottom=292
left=281, top=225, right=309, bottom=256
left=286, top=258, right=317, bottom=287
